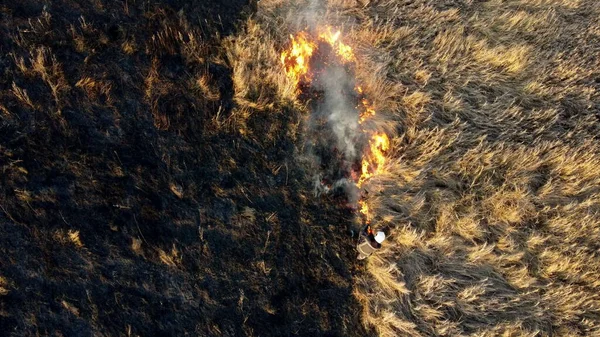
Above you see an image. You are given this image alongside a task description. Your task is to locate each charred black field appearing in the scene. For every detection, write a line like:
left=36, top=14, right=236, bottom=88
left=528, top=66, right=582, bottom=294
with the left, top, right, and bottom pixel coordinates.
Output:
left=0, top=1, right=373, bottom=336
left=4, top=0, right=600, bottom=336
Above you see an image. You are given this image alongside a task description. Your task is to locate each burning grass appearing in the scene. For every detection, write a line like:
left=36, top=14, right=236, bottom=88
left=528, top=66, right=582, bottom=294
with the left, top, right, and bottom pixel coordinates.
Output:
left=0, top=1, right=371, bottom=336
left=258, top=0, right=600, bottom=336
left=2, top=0, right=600, bottom=336
left=279, top=25, right=391, bottom=224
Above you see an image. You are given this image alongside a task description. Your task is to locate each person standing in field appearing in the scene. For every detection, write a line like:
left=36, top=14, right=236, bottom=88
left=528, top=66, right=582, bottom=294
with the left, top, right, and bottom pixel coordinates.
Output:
left=356, top=224, right=385, bottom=260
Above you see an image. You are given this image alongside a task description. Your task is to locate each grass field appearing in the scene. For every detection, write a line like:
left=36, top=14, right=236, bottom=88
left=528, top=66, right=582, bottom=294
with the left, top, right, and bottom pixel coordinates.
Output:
left=1, top=0, right=599, bottom=336
left=252, top=0, right=600, bottom=336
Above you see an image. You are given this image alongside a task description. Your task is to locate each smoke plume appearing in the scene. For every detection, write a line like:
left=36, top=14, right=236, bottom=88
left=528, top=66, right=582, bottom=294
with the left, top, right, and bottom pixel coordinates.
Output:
left=304, top=41, right=365, bottom=207
left=282, top=1, right=380, bottom=213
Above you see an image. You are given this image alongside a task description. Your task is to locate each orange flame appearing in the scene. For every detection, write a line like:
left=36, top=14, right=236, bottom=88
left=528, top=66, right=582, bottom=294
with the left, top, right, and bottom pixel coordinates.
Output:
left=371, top=133, right=390, bottom=171
left=281, top=27, right=355, bottom=86
left=281, top=33, right=315, bottom=87
left=359, top=98, right=376, bottom=124
left=358, top=133, right=390, bottom=187
left=281, top=27, right=389, bottom=223
left=318, top=26, right=355, bottom=63
left=359, top=200, right=370, bottom=223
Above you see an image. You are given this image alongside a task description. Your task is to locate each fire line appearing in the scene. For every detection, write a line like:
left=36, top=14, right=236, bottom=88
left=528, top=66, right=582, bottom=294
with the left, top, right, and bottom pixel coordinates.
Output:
left=281, top=26, right=390, bottom=223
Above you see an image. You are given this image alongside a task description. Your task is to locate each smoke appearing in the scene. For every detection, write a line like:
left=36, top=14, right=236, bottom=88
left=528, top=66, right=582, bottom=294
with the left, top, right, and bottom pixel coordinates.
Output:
left=320, top=64, right=360, bottom=159
left=287, top=0, right=336, bottom=34
left=295, top=0, right=326, bottom=30
left=284, top=0, right=368, bottom=209
left=303, top=42, right=365, bottom=207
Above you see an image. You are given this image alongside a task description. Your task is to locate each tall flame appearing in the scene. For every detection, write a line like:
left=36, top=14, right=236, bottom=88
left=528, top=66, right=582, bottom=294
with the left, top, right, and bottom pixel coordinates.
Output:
left=281, top=33, right=315, bottom=88
left=357, top=133, right=390, bottom=187
left=359, top=200, right=370, bottom=222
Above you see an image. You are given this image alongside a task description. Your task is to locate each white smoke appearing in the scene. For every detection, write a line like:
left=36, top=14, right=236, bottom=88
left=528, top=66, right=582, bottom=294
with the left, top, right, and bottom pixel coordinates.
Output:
left=333, top=178, right=360, bottom=205
left=305, top=52, right=364, bottom=206
left=289, top=0, right=366, bottom=207
left=295, top=0, right=326, bottom=30
left=321, top=64, right=360, bottom=160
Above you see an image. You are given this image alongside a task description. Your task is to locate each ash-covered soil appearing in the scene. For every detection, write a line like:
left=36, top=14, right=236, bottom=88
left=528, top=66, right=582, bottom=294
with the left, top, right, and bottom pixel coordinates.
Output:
left=0, top=1, right=373, bottom=336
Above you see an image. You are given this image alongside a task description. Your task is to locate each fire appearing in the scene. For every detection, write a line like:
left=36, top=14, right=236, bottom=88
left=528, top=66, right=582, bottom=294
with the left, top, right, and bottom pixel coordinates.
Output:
left=359, top=200, right=370, bottom=223
left=318, top=26, right=355, bottom=62
left=281, top=27, right=389, bottom=223
left=358, top=133, right=390, bottom=187
left=281, top=27, right=355, bottom=85
left=371, top=133, right=390, bottom=170
left=359, top=98, right=376, bottom=124
left=318, top=28, right=341, bottom=45
left=337, top=43, right=354, bottom=62
left=280, top=33, right=315, bottom=87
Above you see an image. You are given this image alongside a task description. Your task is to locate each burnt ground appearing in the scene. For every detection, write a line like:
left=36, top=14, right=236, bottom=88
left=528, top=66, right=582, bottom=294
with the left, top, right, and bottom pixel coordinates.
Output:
left=0, top=1, right=374, bottom=336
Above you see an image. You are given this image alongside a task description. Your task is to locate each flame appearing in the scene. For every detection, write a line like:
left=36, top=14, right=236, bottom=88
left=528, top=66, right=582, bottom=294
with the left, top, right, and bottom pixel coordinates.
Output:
left=359, top=98, right=376, bottom=124
left=281, top=27, right=390, bottom=223
left=359, top=200, right=370, bottom=223
left=318, top=26, right=355, bottom=63
left=371, top=133, right=390, bottom=171
left=281, top=27, right=354, bottom=85
left=358, top=159, right=371, bottom=187
left=337, top=43, right=354, bottom=62
left=318, top=28, right=341, bottom=45
left=358, top=133, right=390, bottom=187
left=281, top=33, right=315, bottom=87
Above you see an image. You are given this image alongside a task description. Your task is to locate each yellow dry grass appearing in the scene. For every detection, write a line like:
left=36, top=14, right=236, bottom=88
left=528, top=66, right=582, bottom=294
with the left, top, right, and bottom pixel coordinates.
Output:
left=231, top=0, right=600, bottom=335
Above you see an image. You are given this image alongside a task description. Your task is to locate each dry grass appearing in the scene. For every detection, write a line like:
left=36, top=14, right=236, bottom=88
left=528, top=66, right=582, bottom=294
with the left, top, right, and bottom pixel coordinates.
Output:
left=12, top=47, right=70, bottom=115
left=2, top=0, right=598, bottom=334
left=158, top=244, right=182, bottom=267
left=0, top=276, right=10, bottom=296
left=250, top=0, right=600, bottom=335
left=224, top=20, right=298, bottom=108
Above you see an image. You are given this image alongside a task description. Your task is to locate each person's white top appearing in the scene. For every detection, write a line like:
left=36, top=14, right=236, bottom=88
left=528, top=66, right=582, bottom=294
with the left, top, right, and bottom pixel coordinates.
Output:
left=374, top=231, right=386, bottom=243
